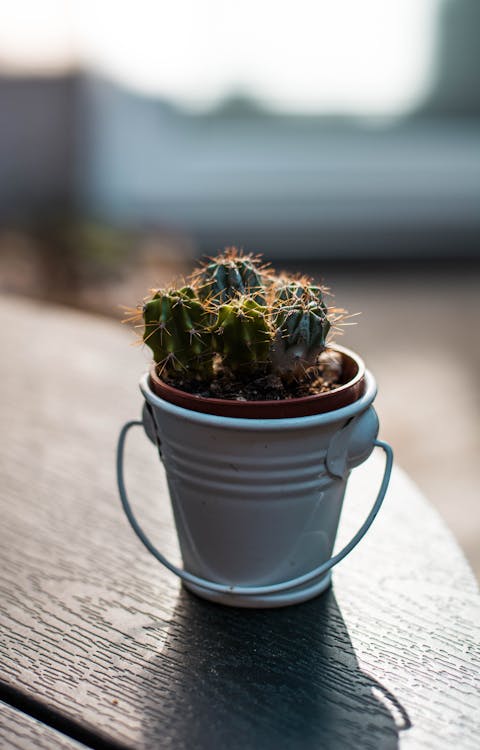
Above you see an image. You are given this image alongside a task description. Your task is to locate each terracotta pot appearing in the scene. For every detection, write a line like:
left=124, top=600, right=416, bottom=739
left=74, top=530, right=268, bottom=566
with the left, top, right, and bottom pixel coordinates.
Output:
left=148, top=344, right=366, bottom=419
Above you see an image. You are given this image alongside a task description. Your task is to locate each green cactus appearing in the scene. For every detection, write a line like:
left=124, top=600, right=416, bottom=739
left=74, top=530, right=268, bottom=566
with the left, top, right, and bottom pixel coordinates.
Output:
left=270, top=282, right=331, bottom=379
left=212, top=296, right=271, bottom=373
left=195, top=248, right=268, bottom=305
left=274, top=277, right=328, bottom=306
left=142, top=286, right=213, bottom=378
left=135, top=248, right=342, bottom=387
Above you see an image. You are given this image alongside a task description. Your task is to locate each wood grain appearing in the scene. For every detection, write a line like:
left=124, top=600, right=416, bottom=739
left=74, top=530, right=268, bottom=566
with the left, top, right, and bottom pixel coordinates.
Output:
left=0, top=295, right=479, bottom=749
left=0, top=701, right=85, bottom=750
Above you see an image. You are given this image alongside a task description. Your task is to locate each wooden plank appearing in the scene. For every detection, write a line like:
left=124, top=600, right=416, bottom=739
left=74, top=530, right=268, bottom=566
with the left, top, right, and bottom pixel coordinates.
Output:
left=0, top=295, right=479, bottom=749
left=0, top=701, right=85, bottom=750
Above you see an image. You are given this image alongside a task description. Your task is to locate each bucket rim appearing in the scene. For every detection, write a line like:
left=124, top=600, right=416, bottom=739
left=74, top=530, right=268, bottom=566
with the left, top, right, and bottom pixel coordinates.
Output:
left=140, top=369, right=377, bottom=432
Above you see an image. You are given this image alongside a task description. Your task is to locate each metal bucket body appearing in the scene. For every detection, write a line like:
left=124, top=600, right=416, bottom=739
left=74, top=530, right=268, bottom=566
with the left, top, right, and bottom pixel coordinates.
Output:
left=140, top=371, right=379, bottom=607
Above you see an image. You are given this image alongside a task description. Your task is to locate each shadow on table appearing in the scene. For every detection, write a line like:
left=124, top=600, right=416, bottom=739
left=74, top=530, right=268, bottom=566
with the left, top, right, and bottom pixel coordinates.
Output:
left=140, top=587, right=410, bottom=749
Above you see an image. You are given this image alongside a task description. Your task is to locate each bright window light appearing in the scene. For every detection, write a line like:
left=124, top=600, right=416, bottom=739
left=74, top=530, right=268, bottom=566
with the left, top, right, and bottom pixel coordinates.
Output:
left=0, top=0, right=439, bottom=117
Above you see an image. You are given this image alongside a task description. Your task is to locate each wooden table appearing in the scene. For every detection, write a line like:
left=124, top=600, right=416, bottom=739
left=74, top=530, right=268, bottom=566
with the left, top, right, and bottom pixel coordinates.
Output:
left=1, top=295, right=479, bottom=750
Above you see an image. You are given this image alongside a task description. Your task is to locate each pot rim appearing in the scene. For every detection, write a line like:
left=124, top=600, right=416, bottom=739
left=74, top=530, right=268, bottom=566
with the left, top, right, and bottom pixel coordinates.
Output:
left=141, top=370, right=376, bottom=430
left=140, top=346, right=377, bottom=430
left=148, top=344, right=366, bottom=419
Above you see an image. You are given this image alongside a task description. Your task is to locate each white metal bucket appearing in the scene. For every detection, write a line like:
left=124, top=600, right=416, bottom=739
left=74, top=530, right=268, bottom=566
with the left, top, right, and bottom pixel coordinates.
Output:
left=116, top=370, right=393, bottom=608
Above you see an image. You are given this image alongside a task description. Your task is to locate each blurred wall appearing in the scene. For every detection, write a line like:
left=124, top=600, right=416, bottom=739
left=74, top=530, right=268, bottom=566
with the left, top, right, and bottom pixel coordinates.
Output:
left=0, top=74, right=77, bottom=221
left=2, top=71, right=480, bottom=260
left=0, top=0, right=480, bottom=260
left=424, top=0, right=480, bottom=117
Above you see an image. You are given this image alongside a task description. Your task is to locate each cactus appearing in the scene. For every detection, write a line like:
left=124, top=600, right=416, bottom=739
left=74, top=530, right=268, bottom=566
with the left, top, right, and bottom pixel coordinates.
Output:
left=270, top=280, right=331, bottom=379
left=137, top=248, right=343, bottom=387
left=142, top=286, right=213, bottom=378
left=194, top=247, right=268, bottom=305
left=212, top=296, right=271, bottom=373
left=273, top=276, right=328, bottom=306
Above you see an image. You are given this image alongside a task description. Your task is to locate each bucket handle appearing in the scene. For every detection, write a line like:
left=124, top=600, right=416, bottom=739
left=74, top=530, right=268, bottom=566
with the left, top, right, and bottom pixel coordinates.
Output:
left=116, top=420, right=393, bottom=597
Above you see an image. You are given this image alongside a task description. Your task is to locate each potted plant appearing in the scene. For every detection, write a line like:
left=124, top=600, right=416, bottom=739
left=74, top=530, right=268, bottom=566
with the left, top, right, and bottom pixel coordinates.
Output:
left=117, top=248, right=393, bottom=608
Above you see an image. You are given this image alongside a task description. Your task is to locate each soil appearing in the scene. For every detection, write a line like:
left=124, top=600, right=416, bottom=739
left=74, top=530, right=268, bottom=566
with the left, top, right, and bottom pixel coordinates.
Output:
left=160, top=350, right=344, bottom=401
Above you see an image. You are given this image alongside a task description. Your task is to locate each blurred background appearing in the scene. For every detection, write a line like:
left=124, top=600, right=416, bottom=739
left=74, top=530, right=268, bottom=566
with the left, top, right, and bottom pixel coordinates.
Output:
left=0, top=1, right=479, bottom=575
